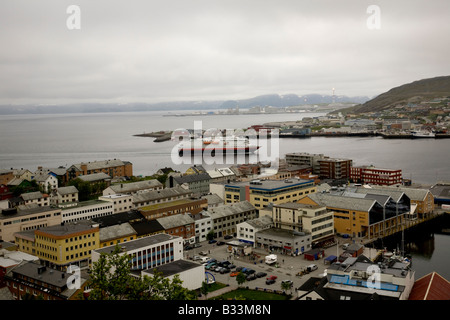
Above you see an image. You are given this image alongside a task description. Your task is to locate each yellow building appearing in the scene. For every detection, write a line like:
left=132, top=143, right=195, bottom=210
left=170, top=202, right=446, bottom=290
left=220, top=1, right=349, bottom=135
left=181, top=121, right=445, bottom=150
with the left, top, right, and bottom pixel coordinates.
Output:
left=32, top=223, right=100, bottom=270
left=224, top=178, right=316, bottom=209
left=99, top=222, right=138, bottom=247
left=298, top=192, right=408, bottom=239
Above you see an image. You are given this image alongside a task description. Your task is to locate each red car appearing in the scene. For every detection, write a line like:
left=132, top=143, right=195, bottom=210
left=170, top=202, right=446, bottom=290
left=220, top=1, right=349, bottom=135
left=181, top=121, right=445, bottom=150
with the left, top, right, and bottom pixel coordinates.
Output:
left=266, top=275, right=277, bottom=281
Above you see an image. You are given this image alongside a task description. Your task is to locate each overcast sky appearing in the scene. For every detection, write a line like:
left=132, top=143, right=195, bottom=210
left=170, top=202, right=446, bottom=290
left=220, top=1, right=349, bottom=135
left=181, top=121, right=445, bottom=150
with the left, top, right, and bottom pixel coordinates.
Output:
left=0, top=0, right=449, bottom=105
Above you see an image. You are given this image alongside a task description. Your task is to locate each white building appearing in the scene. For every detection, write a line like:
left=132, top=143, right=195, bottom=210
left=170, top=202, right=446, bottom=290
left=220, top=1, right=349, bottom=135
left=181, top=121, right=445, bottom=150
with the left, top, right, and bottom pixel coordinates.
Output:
left=102, top=180, right=163, bottom=196
left=141, top=259, right=205, bottom=290
left=61, top=200, right=114, bottom=223
left=21, top=192, right=50, bottom=207
left=51, top=186, right=79, bottom=207
left=98, top=194, right=134, bottom=213
left=33, top=173, right=58, bottom=193
left=190, top=212, right=213, bottom=243
left=92, top=233, right=184, bottom=271
left=237, top=215, right=273, bottom=246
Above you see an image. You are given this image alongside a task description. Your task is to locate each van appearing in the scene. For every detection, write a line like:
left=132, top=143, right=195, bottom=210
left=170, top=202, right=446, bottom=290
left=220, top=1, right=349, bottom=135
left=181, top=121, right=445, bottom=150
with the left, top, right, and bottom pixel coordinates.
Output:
left=200, top=257, right=210, bottom=264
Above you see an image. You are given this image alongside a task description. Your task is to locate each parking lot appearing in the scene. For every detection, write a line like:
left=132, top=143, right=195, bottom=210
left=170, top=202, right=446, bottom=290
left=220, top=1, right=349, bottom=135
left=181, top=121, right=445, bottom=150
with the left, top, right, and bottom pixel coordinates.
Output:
left=184, top=236, right=345, bottom=293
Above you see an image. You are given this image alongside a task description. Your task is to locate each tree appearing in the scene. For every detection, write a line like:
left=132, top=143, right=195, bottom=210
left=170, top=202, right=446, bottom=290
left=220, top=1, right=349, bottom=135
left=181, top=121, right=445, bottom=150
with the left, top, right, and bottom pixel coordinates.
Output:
left=236, top=272, right=247, bottom=287
left=200, top=281, right=209, bottom=299
left=206, top=230, right=215, bottom=241
left=87, top=245, right=196, bottom=300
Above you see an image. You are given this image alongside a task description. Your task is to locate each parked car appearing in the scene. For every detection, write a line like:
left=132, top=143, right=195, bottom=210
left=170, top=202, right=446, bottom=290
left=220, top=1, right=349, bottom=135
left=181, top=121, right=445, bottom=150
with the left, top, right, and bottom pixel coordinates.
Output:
left=224, top=235, right=233, bottom=240
left=266, top=275, right=277, bottom=281
left=228, top=264, right=236, bottom=269
left=217, top=241, right=225, bottom=246
left=199, top=251, right=208, bottom=256
left=230, top=271, right=240, bottom=277
left=214, top=267, right=224, bottom=273
left=256, top=272, right=267, bottom=278
left=192, top=255, right=201, bottom=261
left=246, top=274, right=257, bottom=281
left=184, top=245, right=193, bottom=251
left=281, top=280, right=293, bottom=288
left=307, top=264, right=318, bottom=272
left=235, top=266, right=244, bottom=272
left=220, top=268, right=230, bottom=274
left=244, top=268, right=255, bottom=275
left=208, top=239, right=217, bottom=244
left=192, top=243, right=202, bottom=248
left=265, top=279, right=275, bottom=285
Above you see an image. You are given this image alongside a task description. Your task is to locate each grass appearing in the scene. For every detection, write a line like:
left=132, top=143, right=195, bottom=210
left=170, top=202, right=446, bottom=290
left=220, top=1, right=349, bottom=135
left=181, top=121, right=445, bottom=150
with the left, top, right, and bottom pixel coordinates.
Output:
left=210, top=288, right=292, bottom=301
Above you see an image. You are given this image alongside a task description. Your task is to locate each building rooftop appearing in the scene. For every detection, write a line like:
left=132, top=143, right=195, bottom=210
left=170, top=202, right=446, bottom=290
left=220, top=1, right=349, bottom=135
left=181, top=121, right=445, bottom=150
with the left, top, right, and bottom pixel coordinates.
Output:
left=142, top=259, right=202, bottom=277
left=99, top=222, right=137, bottom=242
left=71, top=159, right=127, bottom=171
left=108, top=179, right=163, bottom=193
left=273, top=202, right=323, bottom=210
left=226, top=178, right=315, bottom=191
left=256, top=227, right=309, bottom=241
left=21, top=191, right=45, bottom=201
left=139, top=198, right=201, bottom=212
left=56, top=186, right=79, bottom=195
left=157, top=214, right=195, bottom=229
left=132, top=186, right=192, bottom=204
left=306, top=193, right=378, bottom=212
left=409, top=272, right=450, bottom=300
left=0, top=206, right=60, bottom=220
left=78, top=172, right=111, bottom=182
left=130, top=220, right=164, bottom=236
left=92, top=210, right=144, bottom=227
left=37, top=222, right=98, bottom=237
left=94, top=233, right=182, bottom=254
left=204, top=201, right=256, bottom=219
left=172, top=173, right=211, bottom=184
left=243, top=215, right=273, bottom=229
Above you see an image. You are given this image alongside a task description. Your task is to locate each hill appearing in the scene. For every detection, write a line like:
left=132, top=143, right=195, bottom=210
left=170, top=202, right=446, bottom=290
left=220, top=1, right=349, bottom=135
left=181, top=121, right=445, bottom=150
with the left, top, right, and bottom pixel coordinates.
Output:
left=337, top=76, right=450, bottom=114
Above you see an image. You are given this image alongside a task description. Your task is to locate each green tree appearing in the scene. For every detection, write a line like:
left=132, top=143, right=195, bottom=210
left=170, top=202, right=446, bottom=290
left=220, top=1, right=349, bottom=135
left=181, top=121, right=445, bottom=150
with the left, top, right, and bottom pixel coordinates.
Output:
left=200, top=281, right=209, bottom=299
left=206, top=230, right=215, bottom=241
left=236, top=272, right=247, bottom=287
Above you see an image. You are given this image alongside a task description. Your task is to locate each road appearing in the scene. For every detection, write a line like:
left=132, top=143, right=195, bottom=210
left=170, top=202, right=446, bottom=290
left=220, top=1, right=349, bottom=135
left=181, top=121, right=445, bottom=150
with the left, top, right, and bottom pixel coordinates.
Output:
left=183, top=236, right=346, bottom=294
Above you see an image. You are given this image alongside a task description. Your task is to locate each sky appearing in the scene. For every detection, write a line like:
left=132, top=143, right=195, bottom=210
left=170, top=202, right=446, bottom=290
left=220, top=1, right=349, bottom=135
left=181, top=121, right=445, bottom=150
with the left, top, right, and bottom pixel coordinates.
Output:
left=0, top=0, right=449, bottom=106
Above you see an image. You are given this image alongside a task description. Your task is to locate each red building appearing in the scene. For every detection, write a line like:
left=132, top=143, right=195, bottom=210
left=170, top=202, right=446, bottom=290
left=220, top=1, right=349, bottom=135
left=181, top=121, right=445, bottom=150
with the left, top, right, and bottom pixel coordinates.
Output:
left=318, top=158, right=352, bottom=180
left=350, top=166, right=403, bottom=185
left=0, top=184, right=13, bottom=201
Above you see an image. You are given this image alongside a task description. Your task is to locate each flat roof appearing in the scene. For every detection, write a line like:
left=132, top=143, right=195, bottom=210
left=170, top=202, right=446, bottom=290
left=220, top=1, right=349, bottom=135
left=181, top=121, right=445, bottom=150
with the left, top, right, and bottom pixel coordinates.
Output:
left=0, top=206, right=60, bottom=220
left=225, top=178, right=314, bottom=191
left=142, top=259, right=202, bottom=277
left=94, top=233, right=182, bottom=254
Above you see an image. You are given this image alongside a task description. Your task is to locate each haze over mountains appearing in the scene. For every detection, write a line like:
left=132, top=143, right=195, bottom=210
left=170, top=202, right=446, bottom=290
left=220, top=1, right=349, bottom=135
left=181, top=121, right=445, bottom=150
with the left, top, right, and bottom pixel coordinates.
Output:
left=0, top=94, right=370, bottom=115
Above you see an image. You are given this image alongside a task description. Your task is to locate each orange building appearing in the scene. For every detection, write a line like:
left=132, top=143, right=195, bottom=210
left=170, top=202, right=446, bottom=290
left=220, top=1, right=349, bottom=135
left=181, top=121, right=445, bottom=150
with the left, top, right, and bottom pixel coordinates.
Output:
left=66, top=159, right=132, bottom=181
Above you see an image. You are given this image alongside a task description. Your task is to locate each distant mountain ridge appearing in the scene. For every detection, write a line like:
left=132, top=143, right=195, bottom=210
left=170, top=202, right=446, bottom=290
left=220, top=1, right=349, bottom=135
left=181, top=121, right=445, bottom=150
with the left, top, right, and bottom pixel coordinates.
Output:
left=339, top=76, right=450, bottom=114
left=0, top=93, right=369, bottom=115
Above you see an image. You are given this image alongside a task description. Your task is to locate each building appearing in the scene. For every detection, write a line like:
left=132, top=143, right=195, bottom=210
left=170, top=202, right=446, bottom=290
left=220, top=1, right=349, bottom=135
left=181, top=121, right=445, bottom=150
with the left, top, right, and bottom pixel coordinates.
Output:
left=92, top=233, right=184, bottom=271
left=0, top=206, right=62, bottom=242
left=255, top=228, right=312, bottom=256
left=318, top=158, right=352, bottom=180
left=285, top=153, right=324, bottom=174
left=66, top=159, right=132, bottom=181
left=298, top=192, right=409, bottom=239
left=99, top=222, right=138, bottom=248
left=32, top=172, right=59, bottom=193
left=367, top=185, right=435, bottom=217
left=185, top=165, right=207, bottom=175
left=350, top=166, right=403, bottom=185
left=409, top=272, right=450, bottom=300
left=223, top=178, right=316, bottom=209
left=156, top=214, right=196, bottom=242
left=102, top=179, right=163, bottom=196
left=166, top=173, right=211, bottom=195
left=98, top=194, right=134, bottom=213
left=0, top=170, right=14, bottom=186
left=206, top=167, right=237, bottom=183
left=138, top=198, right=208, bottom=221
left=21, top=191, right=50, bottom=207
left=18, top=222, right=100, bottom=270
left=265, top=202, right=334, bottom=247
left=202, top=201, right=258, bottom=238
left=77, top=172, right=111, bottom=185
left=237, top=215, right=273, bottom=246
left=132, top=186, right=193, bottom=209
left=300, top=254, right=415, bottom=300
left=201, top=193, right=224, bottom=208
left=0, top=249, right=38, bottom=288
left=12, top=169, right=33, bottom=182
left=190, top=212, right=213, bottom=243
left=51, top=186, right=79, bottom=207
left=4, top=260, right=87, bottom=300
left=142, top=259, right=205, bottom=291
left=129, top=220, right=164, bottom=239
left=61, top=200, right=114, bottom=224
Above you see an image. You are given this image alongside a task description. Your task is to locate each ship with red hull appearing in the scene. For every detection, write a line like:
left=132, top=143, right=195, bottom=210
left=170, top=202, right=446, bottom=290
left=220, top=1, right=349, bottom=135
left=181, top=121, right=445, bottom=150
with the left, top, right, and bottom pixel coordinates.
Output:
left=178, top=137, right=259, bottom=156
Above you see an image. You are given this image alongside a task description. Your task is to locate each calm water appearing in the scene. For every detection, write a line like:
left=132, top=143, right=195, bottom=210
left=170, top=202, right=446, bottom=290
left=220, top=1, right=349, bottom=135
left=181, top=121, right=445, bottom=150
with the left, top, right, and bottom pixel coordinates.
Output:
left=1, top=110, right=449, bottom=184
left=1, top=110, right=450, bottom=279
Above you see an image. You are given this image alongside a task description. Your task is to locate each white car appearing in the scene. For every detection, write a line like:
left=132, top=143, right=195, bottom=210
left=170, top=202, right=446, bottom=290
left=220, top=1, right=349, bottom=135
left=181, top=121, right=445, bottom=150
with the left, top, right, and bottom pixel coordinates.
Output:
left=307, top=264, right=318, bottom=272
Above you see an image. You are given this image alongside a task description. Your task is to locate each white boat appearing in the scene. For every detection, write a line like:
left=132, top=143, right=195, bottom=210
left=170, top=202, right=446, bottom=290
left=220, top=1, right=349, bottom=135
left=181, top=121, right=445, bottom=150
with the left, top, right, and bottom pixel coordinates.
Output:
left=178, top=136, right=259, bottom=156
left=411, top=130, right=435, bottom=138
